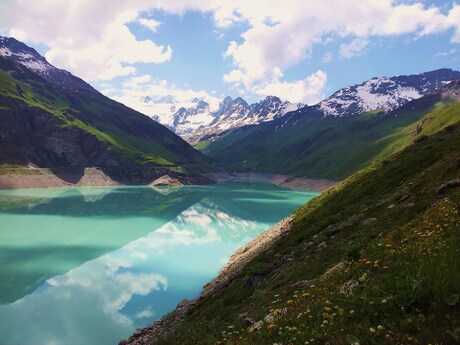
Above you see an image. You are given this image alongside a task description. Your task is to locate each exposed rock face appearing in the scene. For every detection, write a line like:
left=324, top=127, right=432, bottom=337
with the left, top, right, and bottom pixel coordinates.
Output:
left=0, top=167, right=119, bottom=189
left=149, top=175, right=184, bottom=187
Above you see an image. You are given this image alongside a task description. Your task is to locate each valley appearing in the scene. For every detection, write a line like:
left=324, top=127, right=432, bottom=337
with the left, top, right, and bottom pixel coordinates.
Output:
left=0, top=19, right=459, bottom=345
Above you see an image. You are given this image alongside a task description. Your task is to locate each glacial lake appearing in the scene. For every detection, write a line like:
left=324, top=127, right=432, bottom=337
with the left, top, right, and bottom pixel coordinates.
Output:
left=0, top=182, right=317, bottom=345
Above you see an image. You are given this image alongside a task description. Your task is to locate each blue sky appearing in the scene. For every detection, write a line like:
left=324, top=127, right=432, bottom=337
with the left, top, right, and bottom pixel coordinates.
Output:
left=1, top=0, right=460, bottom=115
left=123, top=7, right=460, bottom=101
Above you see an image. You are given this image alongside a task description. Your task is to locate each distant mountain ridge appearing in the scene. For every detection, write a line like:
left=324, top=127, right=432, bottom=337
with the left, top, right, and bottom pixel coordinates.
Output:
left=314, top=68, right=460, bottom=117
left=147, top=94, right=303, bottom=143
left=0, top=36, right=211, bottom=185
left=147, top=68, right=460, bottom=144
left=204, top=77, right=460, bottom=180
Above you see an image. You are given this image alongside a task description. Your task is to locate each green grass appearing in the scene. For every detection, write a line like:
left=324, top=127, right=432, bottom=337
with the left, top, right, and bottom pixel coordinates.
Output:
left=153, top=113, right=460, bottom=344
left=205, top=95, right=455, bottom=180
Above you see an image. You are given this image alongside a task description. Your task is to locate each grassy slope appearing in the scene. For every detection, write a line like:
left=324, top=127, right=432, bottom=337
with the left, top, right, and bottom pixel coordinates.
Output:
left=156, top=107, right=460, bottom=344
left=0, top=59, right=210, bottom=167
left=205, top=95, right=456, bottom=180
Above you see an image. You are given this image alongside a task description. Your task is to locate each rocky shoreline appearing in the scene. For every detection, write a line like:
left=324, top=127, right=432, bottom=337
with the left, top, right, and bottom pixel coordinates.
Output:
left=0, top=167, right=337, bottom=191
left=0, top=167, right=211, bottom=189
left=204, top=172, right=337, bottom=192
left=119, top=216, right=296, bottom=345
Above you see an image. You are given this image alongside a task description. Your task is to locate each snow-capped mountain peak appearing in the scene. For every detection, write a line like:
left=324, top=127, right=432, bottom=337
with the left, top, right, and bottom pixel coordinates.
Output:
left=142, top=94, right=303, bottom=143
left=0, top=36, right=93, bottom=91
left=318, top=68, right=460, bottom=117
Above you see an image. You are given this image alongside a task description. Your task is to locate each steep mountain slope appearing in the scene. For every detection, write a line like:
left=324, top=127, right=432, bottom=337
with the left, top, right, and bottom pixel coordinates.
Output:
left=123, top=93, right=460, bottom=345
left=205, top=79, right=460, bottom=180
left=0, top=37, right=211, bottom=184
left=145, top=95, right=302, bottom=143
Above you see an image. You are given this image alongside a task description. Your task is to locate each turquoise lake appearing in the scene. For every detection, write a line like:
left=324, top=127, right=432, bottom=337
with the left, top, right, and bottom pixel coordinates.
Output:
left=0, top=182, right=317, bottom=345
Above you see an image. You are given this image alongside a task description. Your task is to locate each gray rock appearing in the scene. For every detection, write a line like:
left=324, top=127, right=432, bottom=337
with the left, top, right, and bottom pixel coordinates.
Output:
left=243, top=275, right=264, bottom=288
left=343, top=279, right=359, bottom=293
left=437, top=179, right=460, bottom=196
left=317, top=241, right=327, bottom=251
left=361, top=217, right=377, bottom=226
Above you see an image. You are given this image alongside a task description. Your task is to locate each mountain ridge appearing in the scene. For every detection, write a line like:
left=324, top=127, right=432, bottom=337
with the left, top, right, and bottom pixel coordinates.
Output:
left=204, top=78, right=460, bottom=180
left=314, top=68, right=460, bottom=117
left=0, top=36, right=212, bottom=186
left=147, top=94, right=303, bottom=143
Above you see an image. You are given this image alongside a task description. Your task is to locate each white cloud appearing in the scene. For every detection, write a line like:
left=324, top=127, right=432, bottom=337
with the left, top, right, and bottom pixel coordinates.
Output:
left=339, top=38, right=369, bottom=59
left=447, top=5, right=460, bottom=43
left=138, top=18, right=162, bottom=32
left=1, top=0, right=460, bottom=99
left=103, top=74, right=222, bottom=122
left=217, top=0, right=460, bottom=91
left=253, top=70, right=327, bottom=105
left=435, top=48, right=458, bottom=57
left=0, top=0, right=172, bottom=80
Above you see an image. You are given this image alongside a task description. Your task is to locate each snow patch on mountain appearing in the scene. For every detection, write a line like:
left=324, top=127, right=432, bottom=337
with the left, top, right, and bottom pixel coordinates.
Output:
left=139, top=94, right=303, bottom=142
left=317, top=69, right=460, bottom=117
left=0, top=36, right=93, bottom=91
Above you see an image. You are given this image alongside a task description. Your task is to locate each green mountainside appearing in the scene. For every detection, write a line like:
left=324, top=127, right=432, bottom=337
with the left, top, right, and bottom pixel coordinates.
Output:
left=204, top=93, right=458, bottom=180
left=0, top=56, right=212, bottom=183
left=132, top=98, right=460, bottom=345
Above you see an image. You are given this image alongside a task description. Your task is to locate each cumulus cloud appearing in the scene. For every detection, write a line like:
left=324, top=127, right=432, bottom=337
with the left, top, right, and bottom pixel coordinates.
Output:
left=138, top=18, right=162, bottom=32
left=339, top=38, right=369, bottom=59
left=0, top=0, right=172, bottom=80
left=253, top=70, right=328, bottom=105
left=103, top=74, right=222, bottom=121
left=218, top=0, right=460, bottom=92
left=1, top=0, right=460, bottom=101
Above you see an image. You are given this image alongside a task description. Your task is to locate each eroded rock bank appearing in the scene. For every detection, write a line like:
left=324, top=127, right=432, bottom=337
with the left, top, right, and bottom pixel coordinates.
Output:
left=0, top=167, right=212, bottom=189
left=204, top=172, right=337, bottom=192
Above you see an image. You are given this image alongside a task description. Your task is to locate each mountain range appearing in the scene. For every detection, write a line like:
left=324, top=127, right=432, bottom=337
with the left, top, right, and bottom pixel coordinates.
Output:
left=144, top=68, right=459, bottom=145
left=1, top=36, right=459, bottom=185
left=202, top=69, right=460, bottom=180
left=145, top=94, right=302, bottom=143
left=1, top=36, right=460, bottom=345
left=137, top=86, right=460, bottom=345
left=0, top=36, right=211, bottom=185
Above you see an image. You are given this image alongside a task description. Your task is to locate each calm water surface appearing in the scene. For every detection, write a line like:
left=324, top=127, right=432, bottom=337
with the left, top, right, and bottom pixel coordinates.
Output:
left=0, top=182, right=317, bottom=345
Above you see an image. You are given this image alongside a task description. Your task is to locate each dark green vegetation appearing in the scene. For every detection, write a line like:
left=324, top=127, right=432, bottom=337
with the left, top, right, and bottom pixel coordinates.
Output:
left=0, top=57, right=211, bottom=183
left=154, top=101, right=460, bottom=344
left=204, top=93, right=458, bottom=180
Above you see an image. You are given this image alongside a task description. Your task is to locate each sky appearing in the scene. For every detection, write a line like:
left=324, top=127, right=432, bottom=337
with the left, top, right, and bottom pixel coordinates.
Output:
left=1, top=0, right=460, bottom=115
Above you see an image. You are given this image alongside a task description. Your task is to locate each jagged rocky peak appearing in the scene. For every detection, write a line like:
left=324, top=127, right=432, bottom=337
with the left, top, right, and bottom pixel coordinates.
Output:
left=141, top=96, right=153, bottom=103
left=233, top=96, right=248, bottom=105
left=318, top=68, right=460, bottom=117
left=0, top=36, right=94, bottom=91
left=222, top=96, right=233, bottom=105
left=442, top=78, right=460, bottom=99
left=154, top=95, right=176, bottom=104
left=195, top=99, right=210, bottom=110
left=0, top=36, right=48, bottom=72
